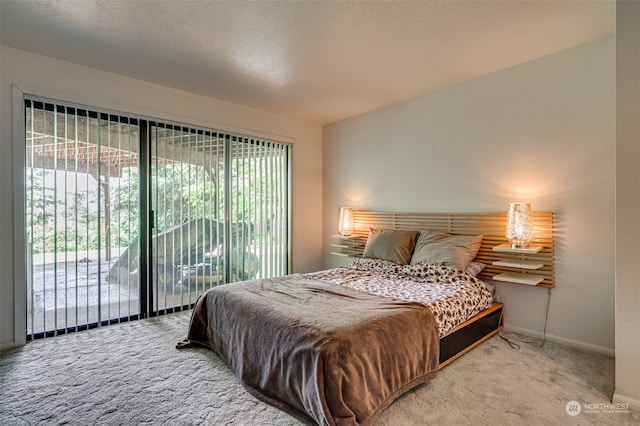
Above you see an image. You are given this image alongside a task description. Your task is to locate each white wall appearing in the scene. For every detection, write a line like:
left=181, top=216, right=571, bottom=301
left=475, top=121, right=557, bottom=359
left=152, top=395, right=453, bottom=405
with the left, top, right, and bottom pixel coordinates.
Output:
left=0, top=46, right=323, bottom=350
left=614, top=0, right=640, bottom=411
left=323, top=37, right=615, bottom=353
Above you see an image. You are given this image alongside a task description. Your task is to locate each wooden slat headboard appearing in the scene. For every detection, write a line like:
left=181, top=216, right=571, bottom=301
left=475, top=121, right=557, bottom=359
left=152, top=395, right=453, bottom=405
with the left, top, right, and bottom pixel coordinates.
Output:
left=331, top=211, right=555, bottom=288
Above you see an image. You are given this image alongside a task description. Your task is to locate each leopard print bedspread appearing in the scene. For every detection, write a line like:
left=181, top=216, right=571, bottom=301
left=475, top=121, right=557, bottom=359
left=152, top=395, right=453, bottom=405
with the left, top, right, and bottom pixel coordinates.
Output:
left=303, top=259, right=494, bottom=338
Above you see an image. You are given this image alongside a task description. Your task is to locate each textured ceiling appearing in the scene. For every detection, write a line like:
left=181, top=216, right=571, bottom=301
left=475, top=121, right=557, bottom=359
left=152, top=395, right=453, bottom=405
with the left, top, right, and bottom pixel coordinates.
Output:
left=0, top=0, right=615, bottom=125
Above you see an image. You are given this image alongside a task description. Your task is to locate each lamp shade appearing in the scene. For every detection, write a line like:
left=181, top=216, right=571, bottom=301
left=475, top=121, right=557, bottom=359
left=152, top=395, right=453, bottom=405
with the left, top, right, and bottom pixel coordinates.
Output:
left=506, top=203, right=533, bottom=248
left=338, top=207, right=354, bottom=237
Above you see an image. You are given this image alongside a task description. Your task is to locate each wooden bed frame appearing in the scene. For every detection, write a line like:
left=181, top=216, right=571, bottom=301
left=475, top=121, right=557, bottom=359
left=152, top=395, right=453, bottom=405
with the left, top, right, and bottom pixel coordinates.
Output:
left=330, top=210, right=555, bottom=368
left=439, top=301, right=503, bottom=368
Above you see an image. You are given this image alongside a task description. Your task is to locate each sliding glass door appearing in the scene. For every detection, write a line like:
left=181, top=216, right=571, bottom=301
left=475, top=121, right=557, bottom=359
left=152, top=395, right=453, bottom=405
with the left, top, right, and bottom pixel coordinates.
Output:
left=228, top=136, right=290, bottom=281
left=148, top=126, right=291, bottom=314
left=149, top=124, right=225, bottom=312
left=25, top=100, right=141, bottom=338
left=24, top=97, right=290, bottom=339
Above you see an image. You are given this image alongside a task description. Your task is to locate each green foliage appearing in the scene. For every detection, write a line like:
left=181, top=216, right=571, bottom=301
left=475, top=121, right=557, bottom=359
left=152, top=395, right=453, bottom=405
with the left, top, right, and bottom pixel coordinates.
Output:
left=27, top=163, right=224, bottom=254
left=26, top=168, right=100, bottom=254
left=26, top=146, right=287, bottom=256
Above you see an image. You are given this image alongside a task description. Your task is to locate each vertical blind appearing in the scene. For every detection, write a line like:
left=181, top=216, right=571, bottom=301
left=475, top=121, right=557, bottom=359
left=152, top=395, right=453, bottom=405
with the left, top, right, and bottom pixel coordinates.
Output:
left=25, top=100, right=141, bottom=337
left=24, top=97, right=291, bottom=339
left=229, top=135, right=290, bottom=281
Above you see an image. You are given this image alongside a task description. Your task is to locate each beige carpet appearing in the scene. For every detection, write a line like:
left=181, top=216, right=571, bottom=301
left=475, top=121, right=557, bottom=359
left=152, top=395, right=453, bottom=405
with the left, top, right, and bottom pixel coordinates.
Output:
left=1, top=311, right=638, bottom=425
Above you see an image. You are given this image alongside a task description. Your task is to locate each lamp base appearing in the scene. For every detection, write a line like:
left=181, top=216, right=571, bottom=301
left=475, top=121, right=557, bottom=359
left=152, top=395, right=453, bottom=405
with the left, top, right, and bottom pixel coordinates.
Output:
left=510, top=243, right=530, bottom=249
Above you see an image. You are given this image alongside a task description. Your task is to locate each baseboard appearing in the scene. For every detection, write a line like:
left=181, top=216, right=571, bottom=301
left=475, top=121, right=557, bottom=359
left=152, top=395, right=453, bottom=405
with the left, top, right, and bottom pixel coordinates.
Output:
left=613, top=392, right=640, bottom=413
left=504, top=325, right=615, bottom=357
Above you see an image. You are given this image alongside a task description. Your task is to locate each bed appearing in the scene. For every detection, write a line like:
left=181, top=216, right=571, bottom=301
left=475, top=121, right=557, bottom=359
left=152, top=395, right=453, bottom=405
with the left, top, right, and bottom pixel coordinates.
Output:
left=178, top=224, right=512, bottom=425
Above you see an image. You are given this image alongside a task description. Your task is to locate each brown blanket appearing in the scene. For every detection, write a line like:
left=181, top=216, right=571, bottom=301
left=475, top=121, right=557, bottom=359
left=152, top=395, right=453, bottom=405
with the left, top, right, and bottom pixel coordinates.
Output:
left=184, top=275, right=439, bottom=426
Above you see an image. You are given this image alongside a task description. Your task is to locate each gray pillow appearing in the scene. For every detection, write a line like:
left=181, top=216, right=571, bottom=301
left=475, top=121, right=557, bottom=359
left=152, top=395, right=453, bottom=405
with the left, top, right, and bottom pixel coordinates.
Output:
left=362, top=229, right=419, bottom=265
left=409, top=230, right=483, bottom=271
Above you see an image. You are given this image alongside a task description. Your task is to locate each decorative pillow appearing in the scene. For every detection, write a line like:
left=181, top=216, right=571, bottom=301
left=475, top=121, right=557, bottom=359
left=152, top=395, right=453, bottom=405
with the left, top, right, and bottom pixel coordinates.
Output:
left=465, top=261, right=487, bottom=277
left=362, top=228, right=419, bottom=265
left=409, top=230, right=483, bottom=271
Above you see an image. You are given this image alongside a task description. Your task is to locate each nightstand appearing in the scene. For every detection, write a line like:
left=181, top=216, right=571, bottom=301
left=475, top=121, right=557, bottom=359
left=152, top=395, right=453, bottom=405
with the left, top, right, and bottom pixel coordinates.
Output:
left=491, top=244, right=545, bottom=286
left=330, top=235, right=367, bottom=258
